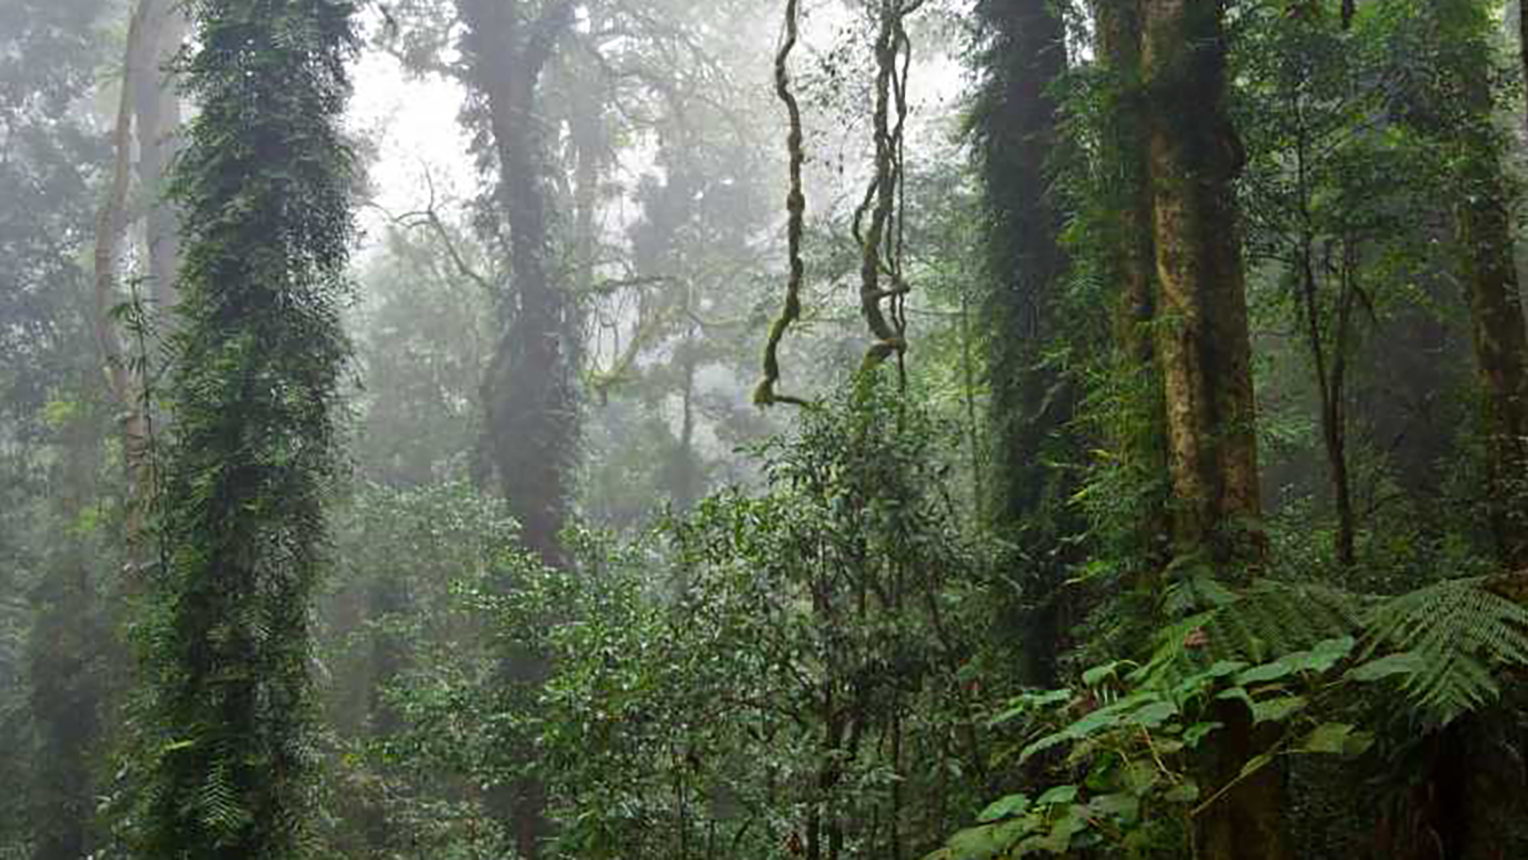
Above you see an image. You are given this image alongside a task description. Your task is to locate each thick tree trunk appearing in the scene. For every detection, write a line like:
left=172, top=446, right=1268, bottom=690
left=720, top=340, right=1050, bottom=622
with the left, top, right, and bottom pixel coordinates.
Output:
left=1139, top=2, right=1282, bottom=858
left=461, top=0, right=579, bottom=573
left=1141, top=0, right=1261, bottom=567
left=1459, top=175, right=1528, bottom=569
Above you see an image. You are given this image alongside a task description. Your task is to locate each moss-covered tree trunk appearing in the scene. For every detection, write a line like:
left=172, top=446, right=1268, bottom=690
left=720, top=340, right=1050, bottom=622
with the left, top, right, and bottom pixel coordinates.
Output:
left=461, top=0, right=579, bottom=573
left=1140, top=0, right=1260, bottom=565
left=1139, top=2, right=1283, bottom=858
left=974, top=0, right=1074, bottom=688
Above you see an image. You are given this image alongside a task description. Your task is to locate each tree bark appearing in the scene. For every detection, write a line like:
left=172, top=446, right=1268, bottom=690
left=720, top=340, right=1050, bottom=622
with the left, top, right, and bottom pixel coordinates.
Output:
left=461, top=0, right=579, bottom=573
left=1141, top=0, right=1262, bottom=568
left=131, top=0, right=184, bottom=312
left=1139, top=2, right=1282, bottom=858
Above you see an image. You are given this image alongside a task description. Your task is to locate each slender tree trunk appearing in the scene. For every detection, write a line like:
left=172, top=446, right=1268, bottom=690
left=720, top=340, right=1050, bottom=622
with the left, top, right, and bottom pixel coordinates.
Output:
left=131, top=0, right=184, bottom=312
left=455, top=4, right=578, bottom=857
left=1139, top=2, right=1282, bottom=858
left=93, top=0, right=154, bottom=543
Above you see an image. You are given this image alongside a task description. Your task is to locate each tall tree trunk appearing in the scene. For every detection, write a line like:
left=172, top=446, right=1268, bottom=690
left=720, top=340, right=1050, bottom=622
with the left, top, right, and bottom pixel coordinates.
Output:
left=93, top=0, right=153, bottom=545
left=1459, top=161, right=1528, bottom=570
left=1095, top=0, right=1170, bottom=572
left=461, top=0, right=579, bottom=572
left=1138, top=2, right=1282, bottom=858
left=974, top=0, right=1073, bottom=688
left=456, top=4, right=578, bottom=858
left=1140, top=0, right=1261, bottom=566
left=131, top=0, right=184, bottom=312
left=1432, top=5, right=1528, bottom=860
left=141, top=0, right=357, bottom=851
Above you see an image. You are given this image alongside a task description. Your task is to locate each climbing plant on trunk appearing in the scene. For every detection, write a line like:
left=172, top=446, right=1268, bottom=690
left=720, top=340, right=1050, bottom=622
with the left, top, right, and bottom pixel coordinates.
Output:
left=132, top=0, right=356, bottom=854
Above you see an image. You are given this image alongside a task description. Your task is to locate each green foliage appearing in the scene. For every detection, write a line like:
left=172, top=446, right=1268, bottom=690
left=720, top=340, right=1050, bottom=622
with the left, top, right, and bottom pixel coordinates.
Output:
left=125, top=0, right=359, bottom=855
left=533, top=376, right=999, bottom=860
left=1364, top=576, right=1528, bottom=724
left=942, top=636, right=1374, bottom=859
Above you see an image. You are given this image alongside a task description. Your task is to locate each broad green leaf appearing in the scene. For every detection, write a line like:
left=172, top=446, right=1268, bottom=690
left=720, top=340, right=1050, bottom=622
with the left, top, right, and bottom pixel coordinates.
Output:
left=1251, top=694, right=1307, bottom=725
left=1036, top=784, right=1078, bottom=806
left=1235, top=662, right=1296, bottom=685
left=1296, top=722, right=1371, bottom=757
left=1216, top=686, right=1253, bottom=710
left=1346, top=651, right=1425, bottom=683
left=978, top=793, right=1031, bottom=823
left=1129, top=700, right=1178, bottom=728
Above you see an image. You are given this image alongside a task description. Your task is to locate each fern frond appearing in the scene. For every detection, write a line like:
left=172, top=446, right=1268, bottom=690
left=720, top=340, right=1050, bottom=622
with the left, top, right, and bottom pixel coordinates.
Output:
left=1364, top=575, right=1528, bottom=724
left=1136, top=579, right=1368, bottom=682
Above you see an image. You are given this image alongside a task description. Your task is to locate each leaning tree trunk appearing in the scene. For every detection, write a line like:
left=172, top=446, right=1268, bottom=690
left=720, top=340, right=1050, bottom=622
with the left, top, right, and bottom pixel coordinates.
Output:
left=1139, top=2, right=1283, bottom=858
left=974, top=0, right=1075, bottom=689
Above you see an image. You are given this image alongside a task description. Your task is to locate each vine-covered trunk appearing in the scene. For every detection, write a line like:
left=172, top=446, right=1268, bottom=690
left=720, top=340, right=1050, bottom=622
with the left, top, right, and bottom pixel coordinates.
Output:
left=975, top=0, right=1074, bottom=687
left=1139, top=2, right=1282, bottom=858
left=140, top=0, right=357, bottom=852
left=461, top=0, right=579, bottom=573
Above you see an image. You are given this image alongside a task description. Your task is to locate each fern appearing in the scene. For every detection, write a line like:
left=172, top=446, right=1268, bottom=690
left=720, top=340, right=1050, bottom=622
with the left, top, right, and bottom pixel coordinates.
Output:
left=1362, top=575, right=1528, bottom=724
left=1139, top=573, right=1528, bottom=725
left=1135, top=578, right=1368, bottom=683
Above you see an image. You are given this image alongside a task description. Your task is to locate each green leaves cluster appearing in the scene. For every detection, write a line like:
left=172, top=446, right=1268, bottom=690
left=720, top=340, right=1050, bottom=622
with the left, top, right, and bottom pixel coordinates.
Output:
left=941, top=636, right=1376, bottom=859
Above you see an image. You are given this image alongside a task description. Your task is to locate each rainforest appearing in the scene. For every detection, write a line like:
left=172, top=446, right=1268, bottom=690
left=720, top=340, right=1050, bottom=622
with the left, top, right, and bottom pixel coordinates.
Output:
left=3, top=0, right=1528, bottom=859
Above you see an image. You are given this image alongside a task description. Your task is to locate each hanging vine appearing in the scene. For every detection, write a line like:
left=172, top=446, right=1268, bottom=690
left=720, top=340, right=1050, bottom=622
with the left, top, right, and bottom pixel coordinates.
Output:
left=757, top=0, right=922, bottom=405
left=854, top=0, right=920, bottom=382
left=754, top=0, right=810, bottom=407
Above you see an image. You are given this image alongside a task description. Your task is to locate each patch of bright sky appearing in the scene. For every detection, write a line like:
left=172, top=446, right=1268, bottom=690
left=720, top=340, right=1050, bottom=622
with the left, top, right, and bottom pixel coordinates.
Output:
left=345, top=33, right=472, bottom=256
